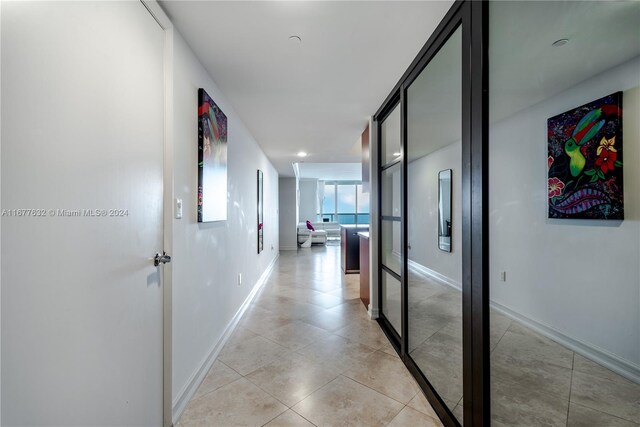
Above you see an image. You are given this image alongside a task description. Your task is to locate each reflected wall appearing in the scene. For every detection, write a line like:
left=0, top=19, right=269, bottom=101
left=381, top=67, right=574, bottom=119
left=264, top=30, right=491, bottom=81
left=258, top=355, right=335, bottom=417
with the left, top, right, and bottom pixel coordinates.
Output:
left=406, top=26, right=463, bottom=423
left=489, top=1, right=640, bottom=425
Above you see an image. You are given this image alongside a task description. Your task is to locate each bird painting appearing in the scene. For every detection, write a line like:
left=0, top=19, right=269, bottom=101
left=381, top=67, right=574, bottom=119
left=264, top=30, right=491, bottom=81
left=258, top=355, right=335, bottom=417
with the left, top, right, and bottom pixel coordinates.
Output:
left=564, top=108, right=605, bottom=177
left=548, top=92, right=623, bottom=220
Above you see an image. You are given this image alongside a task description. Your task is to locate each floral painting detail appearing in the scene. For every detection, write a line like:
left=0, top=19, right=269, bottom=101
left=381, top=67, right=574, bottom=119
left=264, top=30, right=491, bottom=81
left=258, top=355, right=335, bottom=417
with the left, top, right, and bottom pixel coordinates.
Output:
left=595, top=146, right=617, bottom=174
left=547, top=92, right=623, bottom=219
left=548, top=177, right=565, bottom=198
left=198, top=88, right=228, bottom=222
left=596, top=136, right=616, bottom=156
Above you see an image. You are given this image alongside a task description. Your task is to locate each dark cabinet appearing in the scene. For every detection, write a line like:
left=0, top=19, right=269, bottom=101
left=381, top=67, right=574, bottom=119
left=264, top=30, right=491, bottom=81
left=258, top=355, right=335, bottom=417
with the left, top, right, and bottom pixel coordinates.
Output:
left=340, top=225, right=368, bottom=274
left=359, top=233, right=370, bottom=308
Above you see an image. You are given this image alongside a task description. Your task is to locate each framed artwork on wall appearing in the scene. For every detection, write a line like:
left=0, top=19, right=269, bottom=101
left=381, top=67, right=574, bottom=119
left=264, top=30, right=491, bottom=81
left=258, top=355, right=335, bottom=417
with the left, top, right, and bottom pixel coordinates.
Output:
left=257, top=170, right=264, bottom=253
left=438, top=169, right=452, bottom=252
left=198, top=88, right=228, bottom=222
left=547, top=92, right=623, bottom=219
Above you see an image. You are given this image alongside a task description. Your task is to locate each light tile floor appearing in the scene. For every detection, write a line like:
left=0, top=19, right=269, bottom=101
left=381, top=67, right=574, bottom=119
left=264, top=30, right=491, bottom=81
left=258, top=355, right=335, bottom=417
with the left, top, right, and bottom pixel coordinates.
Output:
left=178, top=245, right=639, bottom=427
left=177, top=245, right=443, bottom=427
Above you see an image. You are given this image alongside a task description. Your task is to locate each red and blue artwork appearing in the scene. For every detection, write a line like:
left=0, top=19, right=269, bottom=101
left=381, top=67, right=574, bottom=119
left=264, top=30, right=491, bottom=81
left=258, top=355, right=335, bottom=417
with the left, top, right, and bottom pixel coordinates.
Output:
left=198, top=88, right=228, bottom=222
left=548, top=92, right=623, bottom=219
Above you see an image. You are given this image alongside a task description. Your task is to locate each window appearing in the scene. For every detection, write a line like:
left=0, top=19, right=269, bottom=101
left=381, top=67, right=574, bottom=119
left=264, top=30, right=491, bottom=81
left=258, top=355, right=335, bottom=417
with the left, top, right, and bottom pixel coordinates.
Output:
left=356, top=184, right=369, bottom=225
left=321, top=184, right=335, bottom=222
left=317, top=182, right=369, bottom=225
left=337, top=184, right=356, bottom=224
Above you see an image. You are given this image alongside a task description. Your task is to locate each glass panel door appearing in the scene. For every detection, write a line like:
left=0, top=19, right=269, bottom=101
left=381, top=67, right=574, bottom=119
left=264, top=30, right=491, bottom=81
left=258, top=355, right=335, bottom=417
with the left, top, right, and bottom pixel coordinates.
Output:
left=374, top=3, right=485, bottom=425
left=379, top=103, right=402, bottom=338
left=406, top=26, right=463, bottom=422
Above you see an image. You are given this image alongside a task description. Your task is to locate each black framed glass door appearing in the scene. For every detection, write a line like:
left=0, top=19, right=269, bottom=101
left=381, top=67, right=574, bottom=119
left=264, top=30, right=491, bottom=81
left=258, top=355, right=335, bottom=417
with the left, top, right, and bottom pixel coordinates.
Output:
left=374, top=1, right=488, bottom=426
left=379, top=102, right=403, bottom=343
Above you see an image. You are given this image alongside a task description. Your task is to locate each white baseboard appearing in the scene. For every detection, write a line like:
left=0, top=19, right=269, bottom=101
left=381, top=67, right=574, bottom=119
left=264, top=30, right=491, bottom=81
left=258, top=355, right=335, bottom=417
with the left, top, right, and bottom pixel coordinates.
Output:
left=279, top=245, right=298, bottom=251
left=407, top=259, right=639, bottom=384
left=171, top=253, right=279, bottom=424
left=368, top=305, right=379, bottom=319
left=407, top=259, right=462, bottom=291
left=491, top=301, right=640, bottom=384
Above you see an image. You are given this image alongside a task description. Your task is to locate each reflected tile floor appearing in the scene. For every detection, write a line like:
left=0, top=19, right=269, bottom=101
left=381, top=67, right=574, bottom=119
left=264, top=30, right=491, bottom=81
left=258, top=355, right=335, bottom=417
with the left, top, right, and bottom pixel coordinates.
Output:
left=406, top=267, right=640, bottom=427
left=177, top=245, right=443, bottom=427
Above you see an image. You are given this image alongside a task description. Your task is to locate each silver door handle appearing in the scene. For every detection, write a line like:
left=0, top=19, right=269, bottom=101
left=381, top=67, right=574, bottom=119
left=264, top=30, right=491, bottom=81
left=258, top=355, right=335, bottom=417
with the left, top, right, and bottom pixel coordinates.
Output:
left=154, top=252, right=171, bottom=266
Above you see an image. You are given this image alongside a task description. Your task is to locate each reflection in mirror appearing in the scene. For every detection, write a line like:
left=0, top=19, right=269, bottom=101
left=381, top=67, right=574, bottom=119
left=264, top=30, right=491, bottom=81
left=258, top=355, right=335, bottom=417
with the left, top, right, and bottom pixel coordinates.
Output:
left=257, top=170, right=264, bottom=253
left=438, top=169, right=452, bottom=252
left=489, top=2, right=640, bottom=425
left=406, top=25, right=462, bottom=423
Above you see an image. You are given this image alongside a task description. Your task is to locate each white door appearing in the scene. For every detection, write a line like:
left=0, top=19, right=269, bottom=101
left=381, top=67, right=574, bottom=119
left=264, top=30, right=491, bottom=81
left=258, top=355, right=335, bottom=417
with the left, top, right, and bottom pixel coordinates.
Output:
left=1, top=2, right=165, bottom=425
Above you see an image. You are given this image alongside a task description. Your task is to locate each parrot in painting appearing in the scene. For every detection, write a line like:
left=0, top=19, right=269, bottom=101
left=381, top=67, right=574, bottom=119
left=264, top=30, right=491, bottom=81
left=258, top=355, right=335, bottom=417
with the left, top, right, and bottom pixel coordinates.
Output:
left=564, top=108, right=605, bottom=177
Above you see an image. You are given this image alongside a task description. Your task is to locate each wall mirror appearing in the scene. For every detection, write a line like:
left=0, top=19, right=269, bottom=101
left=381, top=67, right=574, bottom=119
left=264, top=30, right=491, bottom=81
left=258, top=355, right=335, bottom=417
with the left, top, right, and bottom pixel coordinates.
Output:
left=438, top=169, right=452, bottom=252
left=257, top=170, right=264, bottom=253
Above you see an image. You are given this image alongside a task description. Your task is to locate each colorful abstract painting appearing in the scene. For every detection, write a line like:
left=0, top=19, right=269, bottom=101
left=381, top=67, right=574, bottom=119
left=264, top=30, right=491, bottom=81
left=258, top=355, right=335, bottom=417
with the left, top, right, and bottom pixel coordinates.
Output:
left=548, top=92, right=623, bottom=219
left=198, top=88, right=228, bottom=222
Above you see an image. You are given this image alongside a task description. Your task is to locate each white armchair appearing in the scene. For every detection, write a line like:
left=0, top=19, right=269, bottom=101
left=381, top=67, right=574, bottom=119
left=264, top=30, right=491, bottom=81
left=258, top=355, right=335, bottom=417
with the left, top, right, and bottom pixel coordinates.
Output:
left=297, top=225, right=327, bottom=246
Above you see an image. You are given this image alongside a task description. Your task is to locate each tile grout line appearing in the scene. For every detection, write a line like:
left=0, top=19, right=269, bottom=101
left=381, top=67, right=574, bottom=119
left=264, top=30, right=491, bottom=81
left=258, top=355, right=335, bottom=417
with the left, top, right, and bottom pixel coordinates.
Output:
left=383, top=404, right=408, bottom=427
left=288, top=406, right=319, bottom=427
left=242, top=373, right=293, bottom=410
left=242, top=355, right=341, bottom=410
left=181, top=375, right=245, bottom=408
left=258, top=406, right=290, bottom=427
left=218, top=358, right=243, bottom=377
left=569, top=401, right=640, bottom=426
left=340, top=373, right=416, bottom=408
left=565, top=351, right=575, bottom=427
left=490, top=321, right=511, bottom=353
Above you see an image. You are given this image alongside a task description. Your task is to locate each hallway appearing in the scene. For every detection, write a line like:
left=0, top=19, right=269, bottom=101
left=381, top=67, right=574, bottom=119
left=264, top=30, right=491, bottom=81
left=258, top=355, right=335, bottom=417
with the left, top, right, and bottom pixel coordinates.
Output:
left=177, top=245, right=442, bottom=426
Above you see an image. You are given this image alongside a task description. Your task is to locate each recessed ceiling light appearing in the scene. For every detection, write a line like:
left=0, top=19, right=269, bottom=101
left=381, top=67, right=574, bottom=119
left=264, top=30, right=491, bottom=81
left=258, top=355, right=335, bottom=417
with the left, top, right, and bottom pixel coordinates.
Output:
left=393, top=152, right=401, bottom=156
left=297, top=151, right=307, bottom=157
left=289, top=35, right=302, bottom=43
left=552, top=38, right=569, bottom=47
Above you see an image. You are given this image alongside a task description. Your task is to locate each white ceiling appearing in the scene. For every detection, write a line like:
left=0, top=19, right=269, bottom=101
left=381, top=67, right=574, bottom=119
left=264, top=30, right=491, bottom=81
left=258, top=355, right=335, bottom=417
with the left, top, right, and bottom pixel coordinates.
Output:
left=160, top=1, right=639, bottom=175
left=390, top=1, right=640, bottom=165
left=490, top=1, right=640, bottom=122
left=406, top=27, right=461, bottom=162
left=159, top=0, right=453, bottom=176
left=297, top=162, right=362, bottom=181
left=381, top=26, right=461, bottom=164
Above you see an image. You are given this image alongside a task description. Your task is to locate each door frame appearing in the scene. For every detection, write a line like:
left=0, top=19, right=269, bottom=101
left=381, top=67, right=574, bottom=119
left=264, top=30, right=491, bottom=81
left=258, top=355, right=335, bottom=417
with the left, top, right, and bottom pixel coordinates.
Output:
left=138, top=2, right=175, bottom=426
left=372, top=1, right=489, bottom=426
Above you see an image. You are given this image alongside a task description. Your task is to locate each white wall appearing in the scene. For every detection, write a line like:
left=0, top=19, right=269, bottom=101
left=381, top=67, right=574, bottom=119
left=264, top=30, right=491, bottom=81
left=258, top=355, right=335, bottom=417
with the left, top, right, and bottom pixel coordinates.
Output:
left=407, top=141, right=462, bottom=287
left=490, top=57, right=640, bottom=368
left=299, top=179, right=318, bottom=223
left=171, top=30, right=280, bottom=417
left=279, top=177, right=298, bottom=250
